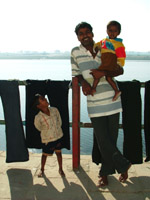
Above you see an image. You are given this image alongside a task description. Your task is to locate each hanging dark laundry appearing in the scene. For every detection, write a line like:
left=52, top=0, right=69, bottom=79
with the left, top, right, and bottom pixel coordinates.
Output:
left=25, top=80, right=46, bottom=149
left=92, top=80, right=143, bottom=165
left=25, top=80, right=71, bottom=150
left=117, top=80, right=143, bottom=164
left=46, top=80, right=70, bottom=149
left=144, top=81, right=150, bottom=162
left=0, top=80, right=29, bottom=163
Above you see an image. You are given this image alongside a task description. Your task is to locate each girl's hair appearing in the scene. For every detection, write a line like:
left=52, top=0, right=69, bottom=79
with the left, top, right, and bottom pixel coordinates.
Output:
left=75, top=22, right=93, bottom=35
left=31, top=94, right=41, bottom=111
left=107, top=20, right=121, bottom=34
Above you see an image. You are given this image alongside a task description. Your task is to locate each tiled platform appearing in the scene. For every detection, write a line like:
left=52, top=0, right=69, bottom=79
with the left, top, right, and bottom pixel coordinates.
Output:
left=0, top=151, right=150, bottom=200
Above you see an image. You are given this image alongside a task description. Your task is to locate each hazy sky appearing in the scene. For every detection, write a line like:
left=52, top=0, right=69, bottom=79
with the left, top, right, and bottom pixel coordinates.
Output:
left=0, top=0, right=149, bottom=52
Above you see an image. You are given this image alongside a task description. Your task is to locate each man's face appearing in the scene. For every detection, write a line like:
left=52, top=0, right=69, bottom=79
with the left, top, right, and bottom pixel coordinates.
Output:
left=77, top=27, right=94, bottom=47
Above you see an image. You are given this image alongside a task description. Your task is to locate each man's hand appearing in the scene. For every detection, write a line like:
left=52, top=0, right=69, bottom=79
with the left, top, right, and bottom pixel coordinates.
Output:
left=76, top=75, right=92, bottom=96
left=90, top=65, right=124, bottom=78
left=81, top=80, right=92, bottom=96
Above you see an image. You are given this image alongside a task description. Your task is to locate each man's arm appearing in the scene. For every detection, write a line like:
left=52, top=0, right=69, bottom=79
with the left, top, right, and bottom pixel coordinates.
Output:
left=71, top=49, right=92, bottom=96
left=90, top=65, right=124, bottom=79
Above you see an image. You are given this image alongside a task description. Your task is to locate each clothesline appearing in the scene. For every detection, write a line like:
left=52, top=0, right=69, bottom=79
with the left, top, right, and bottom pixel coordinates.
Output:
left=0, top=79, right=149, bottom=165
left=0, top=79, right=146, bottom=127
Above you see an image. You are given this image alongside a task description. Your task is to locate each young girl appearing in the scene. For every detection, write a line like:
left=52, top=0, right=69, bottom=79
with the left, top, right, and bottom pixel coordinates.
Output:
left=33, top=94, right=65, bottom=177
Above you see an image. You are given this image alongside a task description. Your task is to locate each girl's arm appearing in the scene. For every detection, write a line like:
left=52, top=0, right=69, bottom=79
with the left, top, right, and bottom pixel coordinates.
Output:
left=55, top=108, right=62, bottom=127
left=34, top=115, right=42, bottom=132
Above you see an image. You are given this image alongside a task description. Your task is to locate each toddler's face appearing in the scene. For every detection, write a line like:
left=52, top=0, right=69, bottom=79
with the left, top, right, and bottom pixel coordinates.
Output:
left=107, top=25, right=120, bottom=39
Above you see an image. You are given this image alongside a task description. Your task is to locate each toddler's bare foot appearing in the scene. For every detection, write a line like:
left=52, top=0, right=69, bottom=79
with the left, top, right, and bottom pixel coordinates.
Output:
left=97, top=176, right=108, bottom=187
left=112, top=91, right=121, bottom=101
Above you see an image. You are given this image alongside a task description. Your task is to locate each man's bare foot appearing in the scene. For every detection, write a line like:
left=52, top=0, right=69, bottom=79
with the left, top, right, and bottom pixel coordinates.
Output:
left=145, top=157, right=150, bottom=162
left=38, top=170, right=44, bottom=177
left=59, top=169, right=65, bottom=177
left=112, top=91, right=121, bottom=101
left=97, top=176, right=108, bottom=187
left=119, top=163, right=132, bottom=182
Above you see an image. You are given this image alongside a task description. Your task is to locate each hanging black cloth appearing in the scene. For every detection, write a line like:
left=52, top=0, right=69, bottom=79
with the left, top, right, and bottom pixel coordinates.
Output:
left=117, top=80, right=143, bottom=164
left=25, top=80, right=46, bottom=149
left=46, top=80, right=70, bottom=149
left=25, top=80, right=70, bottom=150
left=0, top=80, right=29, bottom=163
left=92, top=80, right=143, bottom=165
left=144, top=81, right=150, bottom=162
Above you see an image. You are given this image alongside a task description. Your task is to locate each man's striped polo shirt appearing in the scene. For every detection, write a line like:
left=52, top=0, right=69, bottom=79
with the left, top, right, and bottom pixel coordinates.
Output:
left=71, top=44, right=122, bottom=118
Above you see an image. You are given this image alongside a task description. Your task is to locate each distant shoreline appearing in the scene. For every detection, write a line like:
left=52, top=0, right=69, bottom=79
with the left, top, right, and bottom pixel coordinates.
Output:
left=0, top=52, right=150, bottom=60
left=0, top=56, right=150, bottom=60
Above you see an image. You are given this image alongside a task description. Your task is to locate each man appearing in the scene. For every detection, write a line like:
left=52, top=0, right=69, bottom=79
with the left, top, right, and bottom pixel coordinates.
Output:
left=71, top=22, right=131, bottom=187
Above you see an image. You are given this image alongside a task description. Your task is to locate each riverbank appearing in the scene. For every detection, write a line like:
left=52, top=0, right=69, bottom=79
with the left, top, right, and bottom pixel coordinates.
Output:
left=0, top=51, right=150, bottom=60
left=0, top=151, right=150, bottom=200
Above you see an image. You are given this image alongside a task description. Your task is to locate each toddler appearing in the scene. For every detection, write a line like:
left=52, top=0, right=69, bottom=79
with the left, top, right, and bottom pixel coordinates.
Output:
left=91, top=20, right=126, bottom=101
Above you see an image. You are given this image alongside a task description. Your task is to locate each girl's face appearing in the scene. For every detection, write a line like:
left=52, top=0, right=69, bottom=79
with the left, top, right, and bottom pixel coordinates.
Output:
left=37, top=96, right=49, bottom=108
left=107, top=25, right=120, bottom=39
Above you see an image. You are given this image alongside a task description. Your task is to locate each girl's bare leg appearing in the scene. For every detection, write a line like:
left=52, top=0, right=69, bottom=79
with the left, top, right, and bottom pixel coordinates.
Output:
left=38, top=154, right=47, bottom=177
left=56, top=151, right=65, bottom=176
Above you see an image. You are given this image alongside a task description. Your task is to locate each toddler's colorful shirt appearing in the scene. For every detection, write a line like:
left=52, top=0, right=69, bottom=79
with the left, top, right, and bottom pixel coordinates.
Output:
left=95, top=37, right=126, bottom=67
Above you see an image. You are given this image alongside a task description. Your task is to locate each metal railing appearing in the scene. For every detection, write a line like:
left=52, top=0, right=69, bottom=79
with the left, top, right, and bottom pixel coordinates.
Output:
left=0, top=78, right=146, bottom=170
left=72, top=77, right=145, bottom=169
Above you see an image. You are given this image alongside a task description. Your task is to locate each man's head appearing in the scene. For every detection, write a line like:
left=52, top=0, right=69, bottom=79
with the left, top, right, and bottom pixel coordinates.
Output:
left=107, top=20, right=121, bottom=39
left=75, top=22, right=93, bottom=35
left=75, top=22, right=94, bottom=48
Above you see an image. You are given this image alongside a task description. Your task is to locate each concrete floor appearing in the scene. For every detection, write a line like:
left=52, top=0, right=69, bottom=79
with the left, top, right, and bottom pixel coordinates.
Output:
left=0, top=151, right=150, bottom=200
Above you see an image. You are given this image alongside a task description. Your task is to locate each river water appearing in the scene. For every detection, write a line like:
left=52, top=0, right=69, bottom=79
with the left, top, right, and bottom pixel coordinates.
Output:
left=0, top=59, right=149, bottom=155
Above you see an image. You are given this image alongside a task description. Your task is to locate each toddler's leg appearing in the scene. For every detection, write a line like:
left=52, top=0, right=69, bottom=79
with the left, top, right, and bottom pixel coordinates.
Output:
left=91, top=78, right=100, bottom=96
left=106, top=77, right=121, bottom=101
